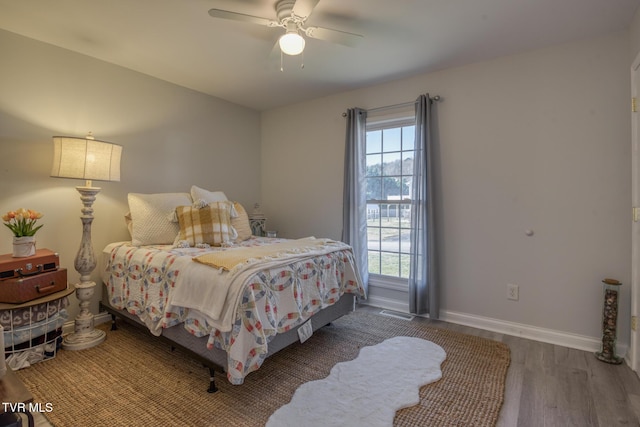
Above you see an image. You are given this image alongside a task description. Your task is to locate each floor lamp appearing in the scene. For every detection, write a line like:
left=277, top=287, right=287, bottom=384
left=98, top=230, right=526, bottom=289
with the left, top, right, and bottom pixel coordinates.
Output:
left=51, top=133, right=122, bottom=350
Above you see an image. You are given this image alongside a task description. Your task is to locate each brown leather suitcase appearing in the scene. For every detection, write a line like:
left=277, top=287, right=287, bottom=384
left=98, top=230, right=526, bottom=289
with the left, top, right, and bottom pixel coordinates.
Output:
left=0, top=249, right=60, bottom=280
left=0, top=268, right=68, bottom=303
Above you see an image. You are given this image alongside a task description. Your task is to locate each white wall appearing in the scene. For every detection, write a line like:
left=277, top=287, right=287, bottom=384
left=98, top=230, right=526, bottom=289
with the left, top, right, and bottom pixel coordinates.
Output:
left=261, top=31, right=631, bottom=347
left=0, top=29, right=261, bottom=319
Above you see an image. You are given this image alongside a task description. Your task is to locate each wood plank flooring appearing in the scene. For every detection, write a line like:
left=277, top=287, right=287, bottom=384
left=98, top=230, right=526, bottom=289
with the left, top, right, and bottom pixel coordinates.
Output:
left=25, top=306, right=640, bottom=425
left=359, top=305, right=640, bottom=426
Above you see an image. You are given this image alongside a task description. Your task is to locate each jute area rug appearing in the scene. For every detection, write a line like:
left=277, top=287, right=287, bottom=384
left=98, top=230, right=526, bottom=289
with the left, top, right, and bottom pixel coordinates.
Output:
left=16, top=310, right=510, bottom=427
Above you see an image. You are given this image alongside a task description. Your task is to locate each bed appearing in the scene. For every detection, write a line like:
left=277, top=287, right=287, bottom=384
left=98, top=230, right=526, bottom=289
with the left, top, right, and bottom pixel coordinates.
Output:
left=99, top=187, right=365, bottom=391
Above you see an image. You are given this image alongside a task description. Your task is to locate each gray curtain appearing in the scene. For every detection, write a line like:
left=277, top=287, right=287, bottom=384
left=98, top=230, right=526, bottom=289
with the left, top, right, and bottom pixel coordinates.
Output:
left=409, top=94, right=438, bottom=317
left=342, top=108, right=369, bottom=294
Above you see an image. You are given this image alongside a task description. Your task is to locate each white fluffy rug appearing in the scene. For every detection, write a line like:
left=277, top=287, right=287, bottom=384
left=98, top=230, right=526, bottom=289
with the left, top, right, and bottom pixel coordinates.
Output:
left=266, top=336, right=446, bottom=427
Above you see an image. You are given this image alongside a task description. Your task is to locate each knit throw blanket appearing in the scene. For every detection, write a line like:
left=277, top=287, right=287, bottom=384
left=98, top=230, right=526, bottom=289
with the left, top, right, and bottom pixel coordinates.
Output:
left=193, top=237, right=342, bottom=273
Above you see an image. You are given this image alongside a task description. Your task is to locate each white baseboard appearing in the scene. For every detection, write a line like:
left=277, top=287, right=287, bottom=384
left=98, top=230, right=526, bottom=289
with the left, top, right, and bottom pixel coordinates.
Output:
left=63, top=312, right=113, bottom=335
left=440, top=310, right=614, bottom=354
left=66, top=304, right=626, bottom=360
left=361, top=299, right=627, bottom=357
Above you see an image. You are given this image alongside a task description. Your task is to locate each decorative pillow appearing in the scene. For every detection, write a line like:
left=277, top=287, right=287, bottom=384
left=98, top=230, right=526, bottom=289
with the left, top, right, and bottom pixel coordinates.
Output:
left=232, top=202, right=252, bottom=242
left=124, top=212, right=133, bottom=237
left=128, top=192, right=192, bottom=246
left=176, top=201, right=236, bottom=247
left=190, top=185, right=228, bottom=203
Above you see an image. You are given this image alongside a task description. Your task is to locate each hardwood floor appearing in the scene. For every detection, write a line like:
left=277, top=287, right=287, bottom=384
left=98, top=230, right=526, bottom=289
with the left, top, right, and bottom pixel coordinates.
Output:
left=24, top=306, right=640, bottom=426
left=358, top=304, right=640, bottom=426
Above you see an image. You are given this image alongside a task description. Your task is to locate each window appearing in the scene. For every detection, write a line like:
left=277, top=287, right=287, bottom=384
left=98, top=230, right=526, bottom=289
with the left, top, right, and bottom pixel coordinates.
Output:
left=365, top=118, right=415, bottom=279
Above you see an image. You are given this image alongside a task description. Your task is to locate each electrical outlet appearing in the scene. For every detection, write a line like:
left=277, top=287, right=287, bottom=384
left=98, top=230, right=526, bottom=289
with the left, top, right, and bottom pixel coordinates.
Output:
left=633, top=316, right=637, bottom=332
left=507, top=284, right=519, bottom=301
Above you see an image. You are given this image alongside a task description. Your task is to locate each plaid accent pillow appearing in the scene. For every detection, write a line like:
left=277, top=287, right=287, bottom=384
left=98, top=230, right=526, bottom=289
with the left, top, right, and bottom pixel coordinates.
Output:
left=176, top=201, right=235, bottom=247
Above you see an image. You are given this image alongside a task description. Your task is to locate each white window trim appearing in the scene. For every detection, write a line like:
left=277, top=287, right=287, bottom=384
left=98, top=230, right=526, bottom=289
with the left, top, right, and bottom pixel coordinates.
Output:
left=365, top=113, right=416, bottom=283
left=368, top=273, right=409, bottom=291
left=366, top=116, right=415, bottom=132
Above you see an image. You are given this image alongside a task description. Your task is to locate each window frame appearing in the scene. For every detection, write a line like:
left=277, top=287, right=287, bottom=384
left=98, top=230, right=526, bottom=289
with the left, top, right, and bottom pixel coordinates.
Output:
left=365, top=114, right=416, bottom=282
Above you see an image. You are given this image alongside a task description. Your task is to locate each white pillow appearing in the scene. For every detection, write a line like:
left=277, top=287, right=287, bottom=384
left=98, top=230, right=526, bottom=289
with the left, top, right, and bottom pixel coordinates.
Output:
left=190, top=185, right=228, bottom=204
left=128, top=192, right=192, bottom=246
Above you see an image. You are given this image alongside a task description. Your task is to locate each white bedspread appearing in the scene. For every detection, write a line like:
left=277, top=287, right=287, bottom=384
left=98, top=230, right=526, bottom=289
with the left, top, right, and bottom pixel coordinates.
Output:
left=170, top=238, right=353, bottom=332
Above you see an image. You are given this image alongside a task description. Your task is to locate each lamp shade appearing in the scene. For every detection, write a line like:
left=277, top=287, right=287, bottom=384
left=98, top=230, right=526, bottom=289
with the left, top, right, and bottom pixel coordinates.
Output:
left=51, top=136, right=122, bottom=182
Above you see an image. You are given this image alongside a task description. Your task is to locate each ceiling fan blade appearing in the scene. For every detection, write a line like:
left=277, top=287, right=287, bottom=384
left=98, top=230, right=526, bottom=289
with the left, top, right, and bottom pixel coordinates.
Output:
left=305, top=26, right=363, bottom=47
left=208, top=9, right=275, bottom=27
left=292, top=0, right=320, bottom=18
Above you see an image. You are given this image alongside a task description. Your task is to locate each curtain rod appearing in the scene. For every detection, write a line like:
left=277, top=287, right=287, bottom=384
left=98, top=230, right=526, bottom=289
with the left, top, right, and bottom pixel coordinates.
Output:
left=341, top=95, right=440, bottom=117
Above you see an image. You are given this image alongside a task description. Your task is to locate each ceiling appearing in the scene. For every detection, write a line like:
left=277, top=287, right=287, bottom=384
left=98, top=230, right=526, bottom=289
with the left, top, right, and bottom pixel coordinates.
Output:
left=0, top=0, right=638, bottom=111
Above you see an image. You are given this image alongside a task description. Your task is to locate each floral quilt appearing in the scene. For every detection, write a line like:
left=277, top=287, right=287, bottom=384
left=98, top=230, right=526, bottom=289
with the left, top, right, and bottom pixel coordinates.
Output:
left=102, top=237, right=365, bottom=384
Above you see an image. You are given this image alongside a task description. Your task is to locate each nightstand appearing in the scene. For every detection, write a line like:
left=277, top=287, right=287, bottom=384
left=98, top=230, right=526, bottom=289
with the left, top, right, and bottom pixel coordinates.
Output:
left=0, top=286, right=74, bottom=367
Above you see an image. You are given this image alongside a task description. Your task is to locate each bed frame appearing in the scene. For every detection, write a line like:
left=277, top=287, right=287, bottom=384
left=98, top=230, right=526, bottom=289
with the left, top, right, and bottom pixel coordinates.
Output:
left=100, top=292, right=356, bottom=393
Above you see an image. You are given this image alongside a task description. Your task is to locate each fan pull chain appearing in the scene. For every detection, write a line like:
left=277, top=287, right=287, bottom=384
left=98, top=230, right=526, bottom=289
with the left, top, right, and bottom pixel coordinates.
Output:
left=279, top=50, right=305, bottom=71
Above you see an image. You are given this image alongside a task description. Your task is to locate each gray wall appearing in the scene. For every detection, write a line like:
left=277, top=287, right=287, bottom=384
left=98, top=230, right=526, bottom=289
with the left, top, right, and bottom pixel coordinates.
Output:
left=0, top=29, right=261, bottom=318
left=0, top=23, right=634, bottom=352
left=261, top=31, right=631, bottom=347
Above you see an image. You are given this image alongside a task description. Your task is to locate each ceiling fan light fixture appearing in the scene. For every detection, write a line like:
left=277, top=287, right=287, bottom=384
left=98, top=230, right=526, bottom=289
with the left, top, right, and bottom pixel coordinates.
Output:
left=279, top=31, right=305, bottom=56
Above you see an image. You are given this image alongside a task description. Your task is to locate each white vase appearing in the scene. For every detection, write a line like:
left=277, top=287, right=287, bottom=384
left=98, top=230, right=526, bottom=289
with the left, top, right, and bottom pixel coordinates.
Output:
left=12, top=236, right=36, bottom=257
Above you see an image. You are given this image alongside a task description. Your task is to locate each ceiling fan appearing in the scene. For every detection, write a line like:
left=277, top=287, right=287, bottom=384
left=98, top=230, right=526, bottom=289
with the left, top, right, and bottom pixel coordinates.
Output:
left=208, top=0, right=363, bottom=56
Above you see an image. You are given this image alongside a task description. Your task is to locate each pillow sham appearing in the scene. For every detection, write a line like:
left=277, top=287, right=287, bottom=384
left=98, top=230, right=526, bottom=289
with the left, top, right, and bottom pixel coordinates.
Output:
left=231, top=202, right=252, bottom=242
left=128, top=192, right=192, bottom=246
left=124, top=212, right=133, bottom=237
left=176, top=201, right=236, bottom=247
left=190, top=185, right=228, bottom=204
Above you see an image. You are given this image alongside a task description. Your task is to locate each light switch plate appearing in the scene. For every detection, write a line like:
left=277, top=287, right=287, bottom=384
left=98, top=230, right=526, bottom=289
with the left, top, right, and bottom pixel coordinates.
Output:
left=297, top=320, right=313, bottom=343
